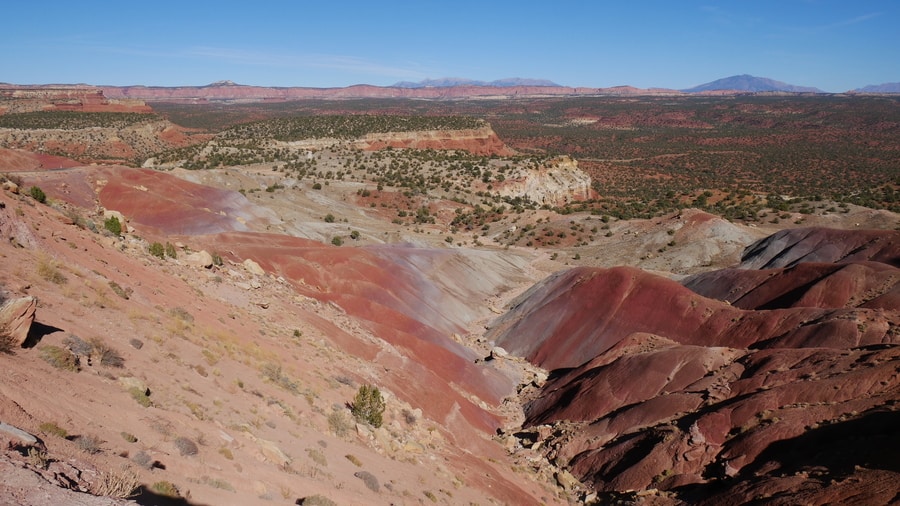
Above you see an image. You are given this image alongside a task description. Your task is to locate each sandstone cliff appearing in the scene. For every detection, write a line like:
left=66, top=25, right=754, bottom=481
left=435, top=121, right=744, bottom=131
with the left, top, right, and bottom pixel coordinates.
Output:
left=494, top=156, right=592, bottom=206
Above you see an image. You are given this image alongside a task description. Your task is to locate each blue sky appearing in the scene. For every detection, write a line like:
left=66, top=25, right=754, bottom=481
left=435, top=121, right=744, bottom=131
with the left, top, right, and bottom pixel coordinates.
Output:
left=2, top=1, right=897, bottom=92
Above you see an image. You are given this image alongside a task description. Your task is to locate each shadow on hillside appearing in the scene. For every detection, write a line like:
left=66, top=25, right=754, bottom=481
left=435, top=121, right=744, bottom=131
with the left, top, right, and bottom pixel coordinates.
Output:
left=23, top=321, right=63, bottom=348
left=132, top=488, right=205, bottom=506
left=740, top=408, right=900, bottom=478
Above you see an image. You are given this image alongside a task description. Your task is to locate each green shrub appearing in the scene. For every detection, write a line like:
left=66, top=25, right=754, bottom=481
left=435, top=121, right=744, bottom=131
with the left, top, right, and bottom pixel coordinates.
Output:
left=29, top=186, right=46, bottom=204
left=350, top=385, right=385, bottom=428
left=165, top=242, right=177, bottom=258
left=331, top=236, right=343, bottom=246
left=103, top=216, right=122, bottom=236
left=149, top=242, right=165, bottom=258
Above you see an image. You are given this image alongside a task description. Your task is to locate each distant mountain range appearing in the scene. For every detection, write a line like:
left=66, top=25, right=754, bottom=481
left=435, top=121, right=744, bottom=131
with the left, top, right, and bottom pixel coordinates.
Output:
left=5, top=75, right=898, bottom=104
left=392, top=77, right=561, bottom=88
left=853, top=82, right=900, bottom=93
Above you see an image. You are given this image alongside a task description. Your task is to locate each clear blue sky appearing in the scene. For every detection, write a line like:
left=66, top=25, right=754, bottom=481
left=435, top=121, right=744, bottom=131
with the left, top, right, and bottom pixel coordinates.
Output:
left=3, top=1, right=897, bottom=92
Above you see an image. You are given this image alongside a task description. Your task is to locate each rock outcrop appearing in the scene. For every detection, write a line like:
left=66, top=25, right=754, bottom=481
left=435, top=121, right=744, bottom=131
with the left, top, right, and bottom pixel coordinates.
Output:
left=354, top=125, right=515, bottom=156
left=0, top=296, right=36, bottom=348
left=494, top=156, right=592, bottom=206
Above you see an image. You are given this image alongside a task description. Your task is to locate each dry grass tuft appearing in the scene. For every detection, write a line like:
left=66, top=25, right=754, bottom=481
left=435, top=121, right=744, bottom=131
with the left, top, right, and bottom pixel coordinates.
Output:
left=91, top=469, right=140, bottom=498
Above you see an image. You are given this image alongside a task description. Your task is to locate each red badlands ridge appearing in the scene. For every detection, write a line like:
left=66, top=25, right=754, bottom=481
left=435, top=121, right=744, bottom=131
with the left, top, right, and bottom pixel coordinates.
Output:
left=491, top=228, right=900, bottom=503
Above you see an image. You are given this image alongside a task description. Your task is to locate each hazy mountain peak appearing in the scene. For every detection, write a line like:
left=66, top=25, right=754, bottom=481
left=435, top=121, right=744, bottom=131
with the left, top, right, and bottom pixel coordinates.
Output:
left=683, top=74, right=823, bottom=93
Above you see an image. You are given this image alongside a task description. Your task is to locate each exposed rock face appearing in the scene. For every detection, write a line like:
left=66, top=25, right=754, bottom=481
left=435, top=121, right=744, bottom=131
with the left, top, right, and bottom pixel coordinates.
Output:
left=354, top=125, right=515, bottom=156
left=0, top=85, right=150, bottom=114
left=0, top=296, right=37, bottom=348
left=494, top=156, right=592, bottom=206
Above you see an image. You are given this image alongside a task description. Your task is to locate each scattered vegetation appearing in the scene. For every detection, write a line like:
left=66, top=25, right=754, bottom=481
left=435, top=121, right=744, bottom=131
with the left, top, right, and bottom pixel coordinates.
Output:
left=39, top=421, right=68, bottom=438
left=174, top=436, right=199, bottom=456
left=39, top=345, right=79, bottom=371
left=37, top=256, right=67, bottom=284
left=91, top=469, right=140, bottom=499
left=75, top=434, right=103, bottom=454
left=354, top=470, right=380, bottom=492
left=128, top=386, right=152, bottom=407
left=150, top=480, right=180, bottom=498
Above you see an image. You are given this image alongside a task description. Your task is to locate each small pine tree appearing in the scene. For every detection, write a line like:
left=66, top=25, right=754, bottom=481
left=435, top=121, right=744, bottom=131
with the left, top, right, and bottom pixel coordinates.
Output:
left=103, top=216, right=122, bottom=236
left=29, top=186, right=47, bottom=204
left=351, top=385, right=385, bottom=428
left=149, top=242, right=165, bottom=259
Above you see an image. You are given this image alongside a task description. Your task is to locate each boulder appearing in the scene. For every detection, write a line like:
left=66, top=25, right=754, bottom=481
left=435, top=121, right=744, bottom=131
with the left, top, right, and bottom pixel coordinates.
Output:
left=2, top=181, right=19, bottom=194
left=184, top=250, right=214, bottom=269
left=243, top=258, right=265, bottom=276
left=0, top=296, right=37, bottom=348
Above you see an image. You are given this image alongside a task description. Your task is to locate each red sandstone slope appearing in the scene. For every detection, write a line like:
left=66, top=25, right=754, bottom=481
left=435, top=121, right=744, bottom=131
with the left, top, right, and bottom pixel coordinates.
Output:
left=495, top=228, right=900, bottom=503
left=487, top=265, right=898, bottom=370
left=740, top=227, right=900, bottom=269
left=683, top=261, right=900, bottom=310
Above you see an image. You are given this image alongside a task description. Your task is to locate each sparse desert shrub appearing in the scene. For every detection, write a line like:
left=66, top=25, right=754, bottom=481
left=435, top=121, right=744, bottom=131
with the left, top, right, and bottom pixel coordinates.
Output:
left=0, top=324, right=14, bottom=355
left=218, top=446, right=234, bottom=460
left=327, top=409, right=352, bottom=437
left=165, top=242, right=177, bottom=258
left=168, top=306, right=194, bottom=323
left=37, top=257, right=67, bottom=284
left=39, top=421, right=68, bottom=438
left=120, top=431, right=137, bottom=443
left=150, top=481, right=180, bottom=498
left=40, top=345, right=79, bottom=371
left=131, top=450, right=152, bottom=469
left=103, top=216, right=122, bottom=236
left=129, top=386, right=151, bottom=407
left=148, top=242, right=165, bottom=259
left=323, top=213, right=335, bottom=223
left=299, top=495, right=336, bottom=506
left=27, top=447, right=49, bottom=470
left=29, top=186, right=46, bottom=204
left=424, top=490, right=437, bottom=502
left=174, top=436, right=199, bottom=456
left=108, top=281, right=132, bottom=299
left=331, top=236, right=343, bottom=246
left=354, top=471, right=380, bottom=492
left=92, top=469, right=140, bottom=498
left=89, top=337, right=124, bottom=367
left=63, top=334, right=93, bottom=357
left=345, top=454, right=362, bottom=467
left=306, top=448, right=327, bottom=467
left=351, top=384, right=385, bottom=428
left=75, top=434, right=103, bottom=454
left=260, top=362, right=300, bottom=394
